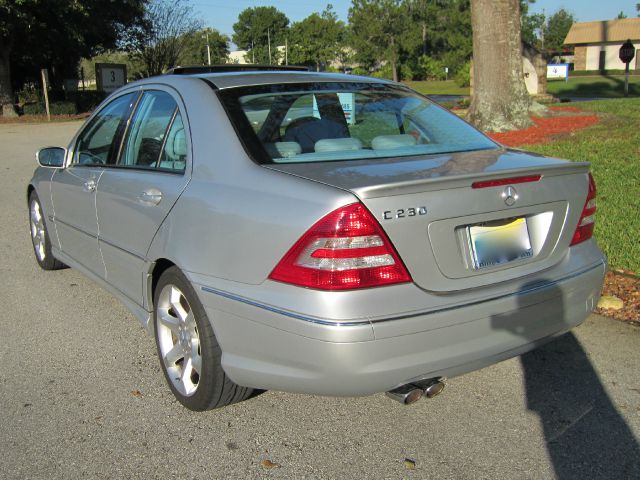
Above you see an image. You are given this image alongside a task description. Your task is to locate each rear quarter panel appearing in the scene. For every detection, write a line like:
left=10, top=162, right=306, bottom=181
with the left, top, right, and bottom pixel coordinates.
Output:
left=147, top=86, right=356, bottom=284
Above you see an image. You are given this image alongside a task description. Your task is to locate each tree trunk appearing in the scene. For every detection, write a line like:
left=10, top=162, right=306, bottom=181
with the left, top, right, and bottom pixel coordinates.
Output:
left=467, top=0, right=531, bottom=132
left=0, top=45, right=17, bottom=118
left=390, top=36, right=398, bottom=82
left=422, top=23, right=427, bottom=56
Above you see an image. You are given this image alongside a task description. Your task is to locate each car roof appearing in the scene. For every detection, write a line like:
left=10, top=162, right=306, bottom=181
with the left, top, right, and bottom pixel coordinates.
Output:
left=127, top=66, right=392, bottom=91
left=193, top=70, right=391, bottom=90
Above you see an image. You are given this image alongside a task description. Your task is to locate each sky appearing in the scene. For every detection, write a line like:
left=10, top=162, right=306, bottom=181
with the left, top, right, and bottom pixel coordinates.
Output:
left=191, top=0, right=639, bottom=49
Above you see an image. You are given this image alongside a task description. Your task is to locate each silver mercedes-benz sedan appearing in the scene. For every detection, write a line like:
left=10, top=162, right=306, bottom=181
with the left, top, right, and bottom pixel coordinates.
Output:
left=28, top=66, right=606, bottom=410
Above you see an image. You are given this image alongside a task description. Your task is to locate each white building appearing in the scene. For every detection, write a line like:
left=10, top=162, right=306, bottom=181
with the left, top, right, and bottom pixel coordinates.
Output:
left=228, top=50, right=249, bottom=64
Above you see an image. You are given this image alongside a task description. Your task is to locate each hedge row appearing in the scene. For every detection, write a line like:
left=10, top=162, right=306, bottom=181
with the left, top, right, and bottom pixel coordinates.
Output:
left=20, top=90, right=108, bottom=116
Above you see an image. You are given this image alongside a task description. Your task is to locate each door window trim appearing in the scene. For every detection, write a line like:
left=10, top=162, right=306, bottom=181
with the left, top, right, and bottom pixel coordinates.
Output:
left=66, top=84, right=192, bottom=177
left=70, top=91, right=141, bottom=169
left=116, top=90, right=185, bottom=173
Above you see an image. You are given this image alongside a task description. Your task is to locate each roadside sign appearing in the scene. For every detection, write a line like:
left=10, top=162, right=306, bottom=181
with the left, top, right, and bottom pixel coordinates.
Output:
left=547, top=64, right=569, bottom=81
left=619, top=40, right=635, bottom=64
left=95, top=63, right=127, bottom=93
left=619, top=40, right=636, bottom=97
left=312, top=93, right=355, bottom=125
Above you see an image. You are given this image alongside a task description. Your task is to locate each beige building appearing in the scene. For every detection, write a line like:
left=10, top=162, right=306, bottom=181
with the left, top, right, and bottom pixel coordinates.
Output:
left=564, top=18, right=640, bottom=71
left=227, top=46, right=287, bottom=65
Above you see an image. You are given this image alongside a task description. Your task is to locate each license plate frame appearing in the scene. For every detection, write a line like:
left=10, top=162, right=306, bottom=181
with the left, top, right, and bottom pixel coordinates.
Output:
left=468, top=217, right=533, bottom=270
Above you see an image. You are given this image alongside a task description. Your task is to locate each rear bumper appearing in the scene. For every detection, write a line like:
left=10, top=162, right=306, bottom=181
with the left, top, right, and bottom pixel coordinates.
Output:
left=191, top=256, right=605, bottom=396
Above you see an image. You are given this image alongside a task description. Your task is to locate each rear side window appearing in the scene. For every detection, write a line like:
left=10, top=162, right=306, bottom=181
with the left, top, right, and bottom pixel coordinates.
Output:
left=219, top=83, right=497, bottom=164
left=120, top=90, right=185, bottom=173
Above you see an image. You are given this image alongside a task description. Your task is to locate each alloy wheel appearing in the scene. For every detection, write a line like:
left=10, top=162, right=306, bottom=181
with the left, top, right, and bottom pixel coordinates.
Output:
left=156, top=284, right=202, bottom=396
left=30, top=200, right=46, bottom=261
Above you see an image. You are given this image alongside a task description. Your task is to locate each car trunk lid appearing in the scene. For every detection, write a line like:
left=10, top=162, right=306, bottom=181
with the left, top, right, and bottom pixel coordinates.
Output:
left=265, top=148, right=592, bottom=292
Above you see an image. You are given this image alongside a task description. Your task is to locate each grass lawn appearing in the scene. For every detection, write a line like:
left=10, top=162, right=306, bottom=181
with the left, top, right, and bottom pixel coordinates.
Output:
left=403, top=80, right=469, bottom=96
left=405, top=75, right=640, bottom=99
left=547, top=75, right=640, bottom=98
left=524, top=98, right=640, bottom=273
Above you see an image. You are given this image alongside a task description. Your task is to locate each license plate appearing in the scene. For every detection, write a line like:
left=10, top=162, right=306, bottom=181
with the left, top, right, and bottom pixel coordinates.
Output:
left=468, top=218, right=533, bottom=270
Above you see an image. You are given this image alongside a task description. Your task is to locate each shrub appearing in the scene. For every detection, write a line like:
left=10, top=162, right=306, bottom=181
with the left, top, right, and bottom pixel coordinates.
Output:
left=17, top=83, right=41, bottom=105
left=418, top=56, right=447, bottom=81
left=455, top=61, right=471, bottom=87
left=371, top=63, right=413, bottom=81
left=351, top=67, right=370, bottom=76
left=66, top=91, right=107, bottom=113
left=22, top=101, right=77, bottom=115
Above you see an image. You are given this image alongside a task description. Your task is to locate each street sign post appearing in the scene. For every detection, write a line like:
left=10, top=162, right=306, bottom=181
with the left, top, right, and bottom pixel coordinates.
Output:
left=95, top=63, right=127, bottom=93
left=619, top=40, right=635, bottom=97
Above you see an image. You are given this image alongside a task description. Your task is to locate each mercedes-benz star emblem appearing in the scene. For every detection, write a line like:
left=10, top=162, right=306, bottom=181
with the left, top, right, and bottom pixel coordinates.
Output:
left=502, top=186, right=518, bottom=206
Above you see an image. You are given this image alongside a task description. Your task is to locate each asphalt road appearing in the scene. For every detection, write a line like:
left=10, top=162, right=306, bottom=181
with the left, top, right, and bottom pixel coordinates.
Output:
left=1, top=121, right=639, bottom=480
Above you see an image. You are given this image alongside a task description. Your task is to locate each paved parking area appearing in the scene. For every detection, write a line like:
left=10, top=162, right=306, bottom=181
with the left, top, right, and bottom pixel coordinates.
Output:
left=1, top=121, right=639, bottom=479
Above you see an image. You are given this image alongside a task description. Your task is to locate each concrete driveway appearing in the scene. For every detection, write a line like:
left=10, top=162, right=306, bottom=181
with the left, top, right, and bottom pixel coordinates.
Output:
left=1, top=121, right=639, bottom=479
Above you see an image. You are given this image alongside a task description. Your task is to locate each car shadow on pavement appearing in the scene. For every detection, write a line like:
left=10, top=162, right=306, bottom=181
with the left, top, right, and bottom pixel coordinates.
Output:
left=492, top=280, right=640, bottom=479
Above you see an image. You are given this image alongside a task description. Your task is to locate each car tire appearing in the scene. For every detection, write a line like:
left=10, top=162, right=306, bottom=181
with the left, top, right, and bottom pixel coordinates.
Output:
left=153, top=266, right=254, bottom=410
left=29, top=191, right=66, bottom=271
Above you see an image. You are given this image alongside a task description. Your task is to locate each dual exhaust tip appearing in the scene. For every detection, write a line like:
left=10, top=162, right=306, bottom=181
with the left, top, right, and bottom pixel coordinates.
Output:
left=385, top=378, right=445, bottom=405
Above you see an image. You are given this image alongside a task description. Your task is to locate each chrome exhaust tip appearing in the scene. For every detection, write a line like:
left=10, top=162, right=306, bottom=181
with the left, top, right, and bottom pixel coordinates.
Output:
left=385, top=384, right=424, bottom=405
left=424, top=380, right=445, bottom=398
left=412, top=377, right=446, bottom=399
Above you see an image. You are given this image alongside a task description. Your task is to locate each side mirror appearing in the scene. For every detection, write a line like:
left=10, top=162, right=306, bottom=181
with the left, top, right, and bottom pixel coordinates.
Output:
left=36, top=147, right=66, bottom=168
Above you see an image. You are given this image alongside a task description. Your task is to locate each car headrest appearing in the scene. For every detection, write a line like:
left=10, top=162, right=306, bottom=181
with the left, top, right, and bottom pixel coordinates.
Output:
left=173, top=128, right=187, bottom=157
left=371, top=134, right=417, bottom=150
left=265, top=141, right=302, bottom=159
left=314, top=137, right=363, bottom=153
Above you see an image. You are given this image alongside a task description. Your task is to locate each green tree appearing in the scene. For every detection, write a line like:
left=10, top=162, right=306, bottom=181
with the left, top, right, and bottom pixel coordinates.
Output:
left=520, top=0, right=545, bottom=46
left=0, top=0, right=146, bottom=116
left=406, top=0, right=447, bottom=57
left=437, top=0, right=473, bottom=75
left=543, top=8, right=575, bottom=53
left=180, top=28, right=229, bottom=66
left=617, top=11, right=627, bottom=19
left=232, top=7, right=289, bottom=64
left=132, top=0, right=203, bottom=76
left=403, top=0, right=471, bottom=79
left=288, top=5, right=346, bottom=71
left=348, top=0, right=409, bottom=82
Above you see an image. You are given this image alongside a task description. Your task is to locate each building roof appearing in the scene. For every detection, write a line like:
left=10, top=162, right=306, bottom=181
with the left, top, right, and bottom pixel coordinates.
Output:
left=564, top=18, right=640, bottom=45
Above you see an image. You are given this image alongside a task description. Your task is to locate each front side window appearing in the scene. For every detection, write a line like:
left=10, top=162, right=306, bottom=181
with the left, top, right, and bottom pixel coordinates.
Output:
left=120, top=90, right=184, bottom=172
left=74, top=92, right=138, bottom=166
left=219, top=83, right=497, bottom=164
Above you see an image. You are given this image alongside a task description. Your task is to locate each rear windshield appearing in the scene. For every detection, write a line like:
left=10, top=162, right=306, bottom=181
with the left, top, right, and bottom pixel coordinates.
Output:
left=217, top=82, right=497, bottom=164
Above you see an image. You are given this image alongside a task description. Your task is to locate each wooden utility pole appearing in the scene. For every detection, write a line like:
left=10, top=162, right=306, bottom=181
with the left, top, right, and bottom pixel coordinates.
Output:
left=41, top=69, right=51, bottom=122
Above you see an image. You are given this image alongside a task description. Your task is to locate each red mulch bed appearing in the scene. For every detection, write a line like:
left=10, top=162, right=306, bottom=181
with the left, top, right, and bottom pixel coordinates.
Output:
left=488, top=111, right=599, bottom=147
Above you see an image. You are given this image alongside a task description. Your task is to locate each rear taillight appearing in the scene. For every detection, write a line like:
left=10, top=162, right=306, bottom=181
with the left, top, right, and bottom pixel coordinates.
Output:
left=570, top=172, right=597, bottom=246
left=269, top=203, right=412, bottom=290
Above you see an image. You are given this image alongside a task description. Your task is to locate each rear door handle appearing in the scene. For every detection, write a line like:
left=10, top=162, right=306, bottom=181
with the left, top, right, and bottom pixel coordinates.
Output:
left=83, top=179, right=97, bottom=192
left=137, top=188, right=163, bottom=206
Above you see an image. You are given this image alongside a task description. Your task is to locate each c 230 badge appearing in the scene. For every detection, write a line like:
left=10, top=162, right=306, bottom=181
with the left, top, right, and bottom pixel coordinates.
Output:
left=382, top=206, right=427, bottom=220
